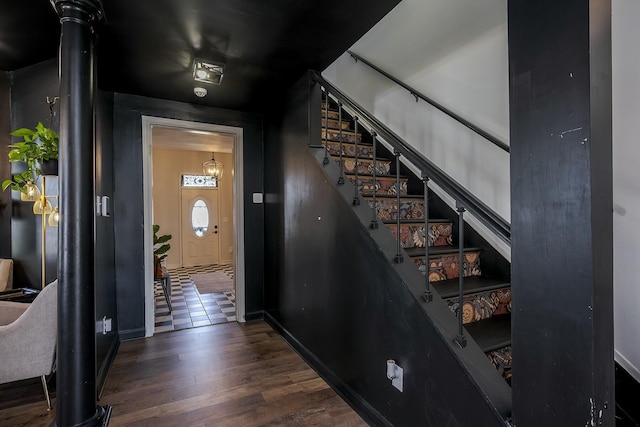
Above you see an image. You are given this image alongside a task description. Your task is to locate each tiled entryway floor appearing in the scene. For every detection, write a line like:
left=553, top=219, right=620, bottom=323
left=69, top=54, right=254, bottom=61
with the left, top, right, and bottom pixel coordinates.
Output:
left=154, top=263, right=235, bottom=333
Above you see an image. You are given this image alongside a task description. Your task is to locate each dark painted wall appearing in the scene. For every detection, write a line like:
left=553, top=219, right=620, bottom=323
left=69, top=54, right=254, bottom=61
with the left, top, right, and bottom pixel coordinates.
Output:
left=264, top=72, right=507, bottom=426
left=6, top=59, right=119, bottom=389
left=9, top=59, right=59, bottom=288
left=113, top=94, right=264, bottom=339
left=509, top=1, right=613, bottom=425
left=0, top=72, right=10, bottom=258
left=95, top=90, right=119, bottom=391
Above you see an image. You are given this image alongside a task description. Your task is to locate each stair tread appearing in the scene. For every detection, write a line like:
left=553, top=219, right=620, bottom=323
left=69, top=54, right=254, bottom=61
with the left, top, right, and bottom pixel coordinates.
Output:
left=323, top=128, right=361, bottom=135
left=383, top=219, right=451, bottom=224
left=322, top=123, right=358, bottom=130
left=464, top=315, right=511, bottom=353
left=432, top=276, right=511, bottom=299
left=345, top=172, right=408, bottom=179
left=333, top=155, right=392, bottom=163
left=405, top=245, right=482, bottom=257
left=364, top=194, right=424, bottom=200
left=323, top=139, right=373, bottom=147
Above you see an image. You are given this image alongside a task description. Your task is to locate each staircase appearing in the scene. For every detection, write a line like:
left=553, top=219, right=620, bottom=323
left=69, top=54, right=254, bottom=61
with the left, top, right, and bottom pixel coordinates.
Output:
left=321, top=98, right=513, bottom=383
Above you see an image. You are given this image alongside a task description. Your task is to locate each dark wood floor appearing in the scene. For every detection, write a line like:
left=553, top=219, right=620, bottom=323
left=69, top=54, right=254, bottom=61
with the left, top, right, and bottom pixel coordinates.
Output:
left=0, top=321, right=366, bottom=426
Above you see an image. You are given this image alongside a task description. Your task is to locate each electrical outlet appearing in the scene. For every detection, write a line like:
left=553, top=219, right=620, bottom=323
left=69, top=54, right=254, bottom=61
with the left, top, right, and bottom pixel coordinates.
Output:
left=102, top=316, right=112, bottom=335
left=386, top=359, right=403, bottom=392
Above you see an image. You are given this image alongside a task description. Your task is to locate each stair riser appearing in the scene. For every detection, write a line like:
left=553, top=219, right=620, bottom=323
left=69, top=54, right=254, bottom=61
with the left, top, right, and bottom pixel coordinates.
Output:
left=322, top=117, right=350, bottom=130
left=367, top=199, right=426, bottom=221
left=487, top=346, right=512, bottom=382
left=446, top=287, right=512, bottom=324
left=386, top=222, right=453, bottom=249
left=338, top=158, right=391, bottom=175
left=322, top=109, right=340, bottom=120
left=322, top=128, right=362, bottom=143
left=412, top=250, right=482, bottom=281
left=348, top=175, right=408, bottom=196
left=324, top=141, right=373, bottom=159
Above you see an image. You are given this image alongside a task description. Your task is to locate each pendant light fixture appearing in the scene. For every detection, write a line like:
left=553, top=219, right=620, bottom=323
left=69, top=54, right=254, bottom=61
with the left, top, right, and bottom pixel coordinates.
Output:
left=202, top=153, right=223, bottom=180
left=21, top=181, right=41, bottom=201
left=33, top=196, right=53, bottom=215
left=48, top=206, right=60, bottom=227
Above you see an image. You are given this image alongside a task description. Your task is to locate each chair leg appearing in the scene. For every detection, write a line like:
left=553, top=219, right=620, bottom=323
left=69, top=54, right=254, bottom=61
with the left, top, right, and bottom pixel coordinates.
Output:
left=41, top=375, right=52, bottom=411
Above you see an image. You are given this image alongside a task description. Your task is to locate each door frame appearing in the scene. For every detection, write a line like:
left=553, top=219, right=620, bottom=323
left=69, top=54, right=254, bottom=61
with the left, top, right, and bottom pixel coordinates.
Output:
left=180, top=187, right=221, bottom=267
left=142, top=116, right=246, bottom=336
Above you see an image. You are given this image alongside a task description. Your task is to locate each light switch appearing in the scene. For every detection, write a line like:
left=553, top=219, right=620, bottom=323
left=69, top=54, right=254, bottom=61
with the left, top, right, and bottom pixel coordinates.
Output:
left=101, top=196, right=110, bottom=217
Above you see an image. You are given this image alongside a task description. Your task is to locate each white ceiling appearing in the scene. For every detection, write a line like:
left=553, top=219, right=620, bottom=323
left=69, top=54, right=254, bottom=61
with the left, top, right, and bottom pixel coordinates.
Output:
left=151, top=126, right=235, bottom=153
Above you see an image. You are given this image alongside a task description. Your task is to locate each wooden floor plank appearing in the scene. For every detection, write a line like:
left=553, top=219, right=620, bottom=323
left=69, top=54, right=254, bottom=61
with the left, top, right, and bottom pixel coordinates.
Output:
left=0, top=320, right=366, bottom=426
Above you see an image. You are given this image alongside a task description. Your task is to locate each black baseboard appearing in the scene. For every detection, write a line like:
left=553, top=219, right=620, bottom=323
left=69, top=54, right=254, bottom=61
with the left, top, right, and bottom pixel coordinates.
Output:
left=97, top=335, right=120, bottom=400
left=615, top=362, right=640, bottom=426
left=244, top=310, right=264, bottom=321
left=119, top=327, right=145, bottom=341
left=264, top=311, right=391, bottom=427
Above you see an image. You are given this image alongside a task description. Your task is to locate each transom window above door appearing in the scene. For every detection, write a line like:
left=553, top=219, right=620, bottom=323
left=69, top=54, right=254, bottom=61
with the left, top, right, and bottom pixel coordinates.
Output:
left=181, top=174, right=218, bottom=188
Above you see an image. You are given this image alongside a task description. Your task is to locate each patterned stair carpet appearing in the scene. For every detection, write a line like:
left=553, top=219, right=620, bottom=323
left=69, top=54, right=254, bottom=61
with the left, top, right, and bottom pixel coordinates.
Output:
left=154, top=263, right=236, bottom=333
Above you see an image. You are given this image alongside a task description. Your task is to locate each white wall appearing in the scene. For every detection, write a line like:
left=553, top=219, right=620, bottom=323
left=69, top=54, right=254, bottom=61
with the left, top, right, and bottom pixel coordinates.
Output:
left=324, top=0, right=640, bottom=382
left=612, top=0, right=640, bottom=382
left=323, top=0, right=510, bottom=256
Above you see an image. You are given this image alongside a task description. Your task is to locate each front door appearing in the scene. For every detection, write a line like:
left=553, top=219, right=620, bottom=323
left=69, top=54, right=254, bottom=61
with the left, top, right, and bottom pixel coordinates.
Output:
left=181, top=188, right=219, bottom=267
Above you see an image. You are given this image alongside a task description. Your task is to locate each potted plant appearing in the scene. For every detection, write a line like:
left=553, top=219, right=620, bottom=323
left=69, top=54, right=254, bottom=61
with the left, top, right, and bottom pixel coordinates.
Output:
left=1, top=122, right=59, bottom=196
left=153, top=224, right=172, bottom=279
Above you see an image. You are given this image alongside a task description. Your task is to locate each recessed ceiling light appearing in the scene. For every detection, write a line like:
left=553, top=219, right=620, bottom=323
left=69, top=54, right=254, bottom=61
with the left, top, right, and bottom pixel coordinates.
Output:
left=193, top=58, right=224, bottom=85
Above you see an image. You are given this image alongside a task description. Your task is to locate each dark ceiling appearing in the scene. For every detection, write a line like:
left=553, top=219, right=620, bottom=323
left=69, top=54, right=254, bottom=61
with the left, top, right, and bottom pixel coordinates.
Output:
left=0, top=0, right=400, bottom=112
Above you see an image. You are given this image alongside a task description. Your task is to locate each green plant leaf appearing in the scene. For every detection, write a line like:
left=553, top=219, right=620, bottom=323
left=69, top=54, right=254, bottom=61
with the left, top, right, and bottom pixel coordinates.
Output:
left=10, top=128, right=35, bottom=137
left=155, top=244, right=171, bottom=255
left=152, top=224, right=172, bottom=260
left=155, top=235, right=172, bottom=244
left=1, top=180, right=12, bottom=191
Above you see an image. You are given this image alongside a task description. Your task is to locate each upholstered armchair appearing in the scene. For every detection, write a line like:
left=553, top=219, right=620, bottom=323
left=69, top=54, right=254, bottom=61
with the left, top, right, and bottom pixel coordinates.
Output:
left=0, top=280, right=57, bottom=409
left=0, top=259, right=13, bottom=291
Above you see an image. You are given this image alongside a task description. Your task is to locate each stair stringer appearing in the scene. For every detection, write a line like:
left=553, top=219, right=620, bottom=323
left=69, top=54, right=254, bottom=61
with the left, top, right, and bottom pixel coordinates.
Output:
left=309, top=145, right=511, bottom=422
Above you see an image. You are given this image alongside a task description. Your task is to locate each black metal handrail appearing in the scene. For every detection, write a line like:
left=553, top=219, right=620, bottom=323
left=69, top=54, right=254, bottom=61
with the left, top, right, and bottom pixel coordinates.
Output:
left=313, top=71, right=511, bottom=245
left=347, top=51, right=510, bottom=154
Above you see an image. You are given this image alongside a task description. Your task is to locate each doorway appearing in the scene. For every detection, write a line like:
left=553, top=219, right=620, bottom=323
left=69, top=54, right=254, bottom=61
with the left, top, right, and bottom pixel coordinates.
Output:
left=142, top=116, right=246, bottom=337
left=181, top=188, right=220, bottom=267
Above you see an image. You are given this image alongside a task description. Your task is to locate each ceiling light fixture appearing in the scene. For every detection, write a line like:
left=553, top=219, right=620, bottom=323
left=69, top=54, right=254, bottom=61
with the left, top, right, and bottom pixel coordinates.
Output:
left=192, top=58, right=224, bottom=85
left=194, top=87, right=208, bottom=97
left=202, top=153, right=223, bottom=180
